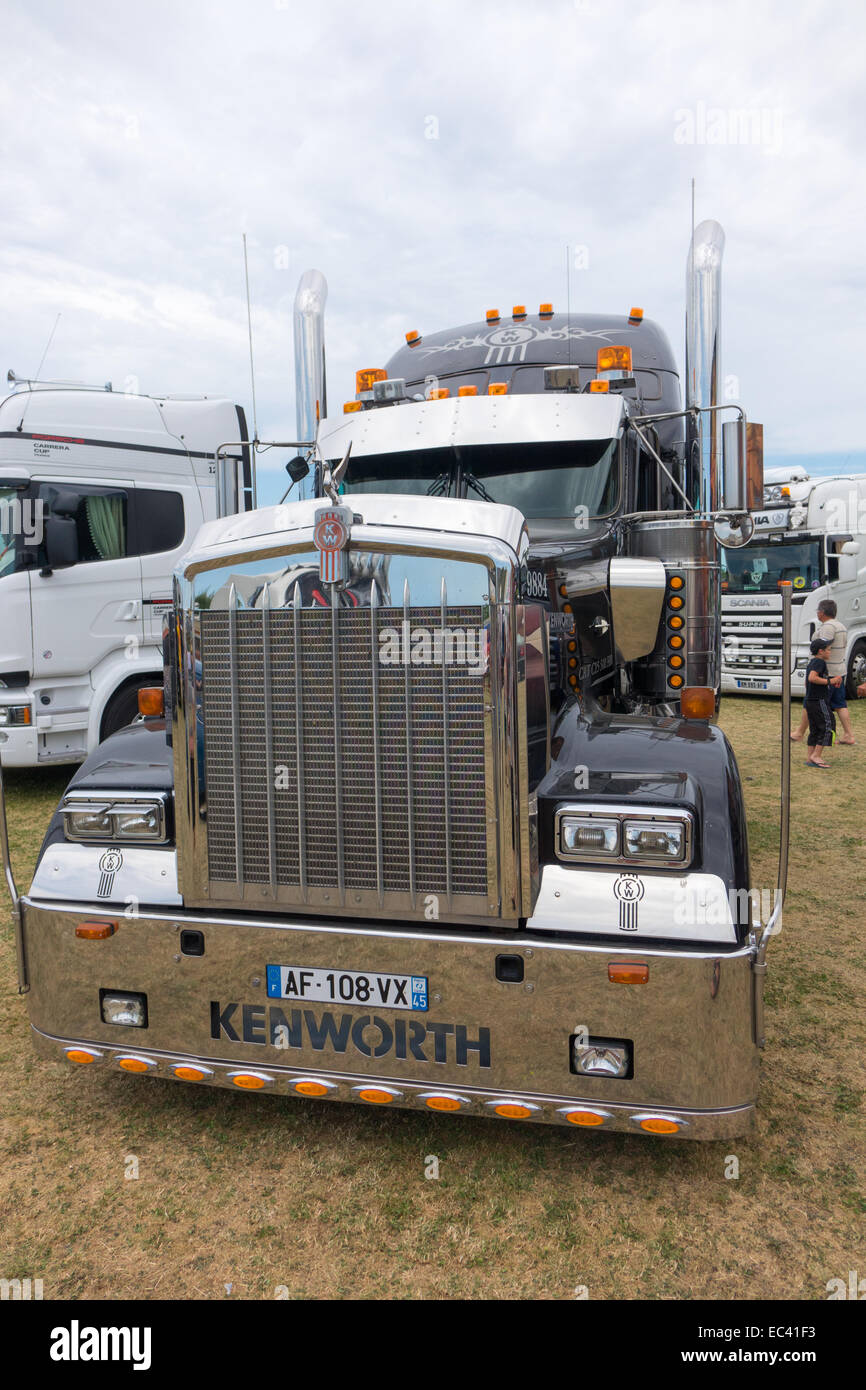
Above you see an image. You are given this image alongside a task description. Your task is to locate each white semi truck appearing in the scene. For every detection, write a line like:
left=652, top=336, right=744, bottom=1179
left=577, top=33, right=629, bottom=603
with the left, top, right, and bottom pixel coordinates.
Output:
left=721, top=468, right=866, bottom=697
left=0, top=383, right=252, bottom=766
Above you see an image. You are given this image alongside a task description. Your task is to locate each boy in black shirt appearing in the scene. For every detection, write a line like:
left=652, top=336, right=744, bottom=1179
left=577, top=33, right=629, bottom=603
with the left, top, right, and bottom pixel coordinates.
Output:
left=804, top=637, right=834, bottom=768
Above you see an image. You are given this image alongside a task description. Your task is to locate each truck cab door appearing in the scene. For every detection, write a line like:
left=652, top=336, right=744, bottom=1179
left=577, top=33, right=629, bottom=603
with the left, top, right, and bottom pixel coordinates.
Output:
left=29, top=481, right=143, bottom=683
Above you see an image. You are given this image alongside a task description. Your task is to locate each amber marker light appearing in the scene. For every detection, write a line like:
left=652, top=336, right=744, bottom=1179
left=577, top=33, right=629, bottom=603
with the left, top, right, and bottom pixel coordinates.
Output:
left=680, top=686, right=716, bottom=720
left=668, top=634, right=684, bottom=649
left=486, top=308, right=500, bottom=322
left=355, top=367, right=387, bottom=393
left=668, top=594, right=684, bottom=610
left=117, top=1056, right=152, bottom=1073
left=174, top=1065, right=208, bottom=1081
left=563, top=1110, right=606, bottom=1127
left=488, top=382, right=508, bottom=395
left=597, top=344, right=633, bottom=374
left=358, top=1087, right=397, bottom=1104
left=343, top=401, right=362, bottom=414
left=668, top=614, right=684, bottom=630
left=512, top=305, right=526, bottom=319
left=669, top=654, right=684, bottom=669
left=422, top=1094, right=464, bottom=1112
left=137, top=687, right=164, bottom=717
left=230, top=1073, right=267, bottom=1090
left=66, top=1048, right=99, bottom=1064
left=429, top=388, right=450, bottom=400
left=608, top=962, right=649, bottom=984
left=628, top=307, right=644, bottom=324
left=638, top=1116, right=681, bottom=1135
left=669, top=674, right=684, bottom=689
left=669, top=574, right=684, bottom=590
left=539, top=302, right=553, bottom=317
left=405, top=330, right=420, bottom=345
left=75, top=921, right=116, bottom=940
left=493, top=1102, right=533, bottom=1119
left=458, top=385, right=478, bottom=397
left=293, top=1080, right=334, bottom=1097
left=588, top=380, right=610, bottom=393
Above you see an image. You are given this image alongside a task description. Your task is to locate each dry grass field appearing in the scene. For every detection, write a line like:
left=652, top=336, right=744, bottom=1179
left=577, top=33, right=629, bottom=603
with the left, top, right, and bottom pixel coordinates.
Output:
left=0, top=696, right=863, bottom=1301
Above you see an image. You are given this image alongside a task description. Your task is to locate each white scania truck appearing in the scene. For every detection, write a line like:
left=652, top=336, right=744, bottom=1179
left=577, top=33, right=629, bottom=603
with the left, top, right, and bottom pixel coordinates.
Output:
left=721, top=468, right=866, bottom=697
left=0, top=383, right=252, bottom=766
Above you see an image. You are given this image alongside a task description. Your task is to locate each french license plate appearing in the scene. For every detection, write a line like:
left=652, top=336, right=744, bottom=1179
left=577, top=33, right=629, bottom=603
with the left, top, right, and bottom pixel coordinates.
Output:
left=266, top=964, right=428, bottom=1012
left=736, top=678, right=768, bottom=690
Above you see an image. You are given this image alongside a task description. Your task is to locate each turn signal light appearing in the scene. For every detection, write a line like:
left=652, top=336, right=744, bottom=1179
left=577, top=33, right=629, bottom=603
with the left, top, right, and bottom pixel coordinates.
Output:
left=588, top=380, right=609, bottom=393
left=343, top=401, right=362, bottom=413
left=608, top=962, right=649, bottom=984
left=137, top=687, right=164, bottom=717
left=488, top=383, right=508, bottom=395
left=65, top=1048, right=99, bottom=1065
left=405, top=330, right=420, bottom=345
left=458, top=385, right=478, bottom=397
left=680, top=686, right=716, bottom=720
left=355, top=368, right=387, bottom=393
left=597, top=345, right=633, bottom=374
left=75, top=921, right=116, bottom=940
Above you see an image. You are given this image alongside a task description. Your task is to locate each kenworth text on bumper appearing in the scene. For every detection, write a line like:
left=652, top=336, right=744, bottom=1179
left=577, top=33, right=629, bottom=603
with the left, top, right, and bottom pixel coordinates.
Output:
left=0, top=223, right=792, bottom=1139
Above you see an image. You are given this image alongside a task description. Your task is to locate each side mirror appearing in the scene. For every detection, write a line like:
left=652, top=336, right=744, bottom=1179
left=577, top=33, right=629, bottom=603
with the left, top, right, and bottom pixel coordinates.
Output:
left=722, top=419, right=763, bottom=513
left=841, top=540, right=860, bottom=556
left=43, top=515, right=79, bottom=572
left=286, top=455, right=310, bottom=484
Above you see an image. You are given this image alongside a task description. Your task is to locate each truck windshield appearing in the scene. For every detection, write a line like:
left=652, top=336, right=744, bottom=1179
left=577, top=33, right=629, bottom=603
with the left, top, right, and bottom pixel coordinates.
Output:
left=340, top=439, right=619, bottom=519
left=0, top=487, right=22, bottom=578
left=722, top=538, right=823, bottom=593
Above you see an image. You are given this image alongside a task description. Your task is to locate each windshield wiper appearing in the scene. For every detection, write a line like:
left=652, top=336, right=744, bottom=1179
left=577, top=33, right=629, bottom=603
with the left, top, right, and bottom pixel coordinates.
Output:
left=426, top=471, right=451, bottom=497
left=462, top=471, right=496, bottom=504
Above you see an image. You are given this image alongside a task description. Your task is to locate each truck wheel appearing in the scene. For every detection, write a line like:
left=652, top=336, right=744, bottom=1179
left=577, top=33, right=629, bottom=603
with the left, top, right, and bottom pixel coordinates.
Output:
left=846, top=640, right=866, bottom=699
left=100, top=681, right=156, bottom=740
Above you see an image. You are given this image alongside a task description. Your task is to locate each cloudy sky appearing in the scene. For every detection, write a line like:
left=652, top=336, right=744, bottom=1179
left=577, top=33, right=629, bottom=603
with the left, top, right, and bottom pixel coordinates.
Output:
left=2, top=0, right=864, bottom=504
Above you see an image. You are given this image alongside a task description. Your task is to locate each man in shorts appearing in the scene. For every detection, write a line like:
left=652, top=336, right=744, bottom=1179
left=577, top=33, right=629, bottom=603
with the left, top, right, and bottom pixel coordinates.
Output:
left=790, top=599, right=854, bottom=745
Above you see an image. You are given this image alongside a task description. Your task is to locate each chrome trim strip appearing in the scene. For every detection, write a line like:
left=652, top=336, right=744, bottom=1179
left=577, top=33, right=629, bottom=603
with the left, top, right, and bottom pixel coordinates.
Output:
left=293, top=585, right=308, bottom=901
left=331, top=585, right=345, bottom=906
left=261, top=585, right=277, bottom=897
left=370, top=585, right=385, bottom=907
left=440, top=577, right=453, bottom=912
left=228, top=583, right=243, bottom=886
left=403, top=578, right=416, bottom=909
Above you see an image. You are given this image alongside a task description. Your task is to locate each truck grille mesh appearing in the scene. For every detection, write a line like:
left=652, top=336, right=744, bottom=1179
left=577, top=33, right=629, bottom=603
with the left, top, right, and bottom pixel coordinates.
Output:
left=198, top=606, right=490, bottom=902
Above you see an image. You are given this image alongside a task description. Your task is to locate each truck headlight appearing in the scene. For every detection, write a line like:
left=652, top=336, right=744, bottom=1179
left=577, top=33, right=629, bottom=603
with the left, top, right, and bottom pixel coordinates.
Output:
left=0, top=705, right=32, bottom=727
left=623, top=820, right=687, bottom=864
left=62, top=793, right=168, bottom=843
left=555, top=804, right=693, bottom=869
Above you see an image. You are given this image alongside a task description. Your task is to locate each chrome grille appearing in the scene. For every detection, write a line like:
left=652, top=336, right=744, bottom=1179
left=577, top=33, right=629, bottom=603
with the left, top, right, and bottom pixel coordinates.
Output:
left=198, top=601, right=490, bottom=905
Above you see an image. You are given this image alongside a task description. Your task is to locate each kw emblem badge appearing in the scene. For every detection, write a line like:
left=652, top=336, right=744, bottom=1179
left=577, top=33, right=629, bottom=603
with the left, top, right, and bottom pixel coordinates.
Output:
left=613, top=872, right=644, bottom=931
left=313, top=505, right=352, bottom=585
left=97, top=849, right=123, bottom=899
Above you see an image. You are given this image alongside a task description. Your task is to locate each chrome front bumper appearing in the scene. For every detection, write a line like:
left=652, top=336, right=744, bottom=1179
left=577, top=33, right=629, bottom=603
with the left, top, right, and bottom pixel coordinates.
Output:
left=21, top=896, right=761, bottom=1140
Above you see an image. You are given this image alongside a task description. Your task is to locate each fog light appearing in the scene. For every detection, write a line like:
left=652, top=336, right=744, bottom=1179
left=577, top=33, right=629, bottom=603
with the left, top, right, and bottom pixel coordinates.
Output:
left=571, top=1037, right=631, bottom=1079
left=100, top=991, right=147, bottom=1027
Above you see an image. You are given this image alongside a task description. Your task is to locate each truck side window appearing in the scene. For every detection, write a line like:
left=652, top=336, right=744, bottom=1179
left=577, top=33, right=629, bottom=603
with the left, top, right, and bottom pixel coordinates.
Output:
left=133, top=489, right=185, bottom=555
left=39, top=485, right=128, bottom=564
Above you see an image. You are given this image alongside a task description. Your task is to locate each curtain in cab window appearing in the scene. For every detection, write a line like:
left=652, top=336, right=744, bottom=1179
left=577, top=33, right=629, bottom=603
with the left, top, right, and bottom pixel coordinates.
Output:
left=85, top=494, right=126, bottom=561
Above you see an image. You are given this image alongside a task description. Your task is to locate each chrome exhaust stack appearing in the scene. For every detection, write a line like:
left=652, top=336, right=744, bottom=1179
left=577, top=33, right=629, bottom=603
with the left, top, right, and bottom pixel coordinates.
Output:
left=293, top=269, right=329, bottom=452
left=685, top=219, right=725, bottom=514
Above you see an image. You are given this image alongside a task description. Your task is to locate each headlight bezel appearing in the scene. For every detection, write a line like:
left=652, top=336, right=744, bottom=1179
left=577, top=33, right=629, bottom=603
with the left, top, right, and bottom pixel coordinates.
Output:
left=61, top=791, right=170, bottom=844
left=555, top=802, right=694, bottom=869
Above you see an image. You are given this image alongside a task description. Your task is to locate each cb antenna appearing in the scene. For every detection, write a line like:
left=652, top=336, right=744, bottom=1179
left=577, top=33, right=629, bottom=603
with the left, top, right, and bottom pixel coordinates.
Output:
left=566, top=245, right=572, bottom=369
left=34, top=313, right=61, bottom=381
left=243, top=233, right=259, bottom=442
